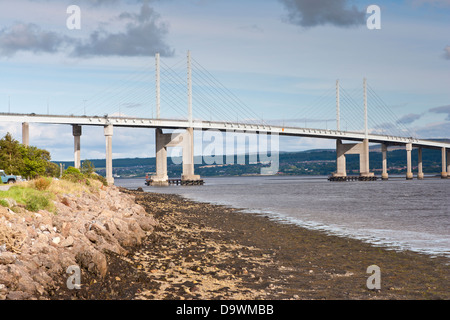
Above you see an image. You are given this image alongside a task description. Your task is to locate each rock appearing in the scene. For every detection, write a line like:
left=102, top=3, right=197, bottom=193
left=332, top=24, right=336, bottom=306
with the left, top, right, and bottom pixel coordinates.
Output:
left=60, top=236, right=74, bottom=247
left=75, top=247, right=108, bottom=278
left=136, top=215, right=158, bottom=232
left=17, top=275, right=37, bottom=294
left=0, top=252, right=16, bottom=265
left=6, top=291, right=31, bottom=300
left=61, top=222, right=71, bottom=238
left=0, top=184, right=158, bottom=299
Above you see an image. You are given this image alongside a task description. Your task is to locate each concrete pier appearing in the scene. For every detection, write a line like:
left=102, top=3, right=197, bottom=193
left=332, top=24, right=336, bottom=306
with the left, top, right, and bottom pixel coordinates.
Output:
left=406, top=143, right=413, bottom=180
left=447, top=149, right=450, bottom=178
left=181, top=128, right=200, bottom=181
left=104, top=125, right=114, bottom=186
left=332, top=139, right=373, bottom=178
left=152, top=128, right=170, bottom=186
left=150, top=127, right=201, bottom=186
left=441, top=147, right=447, bottom=179
left=22, top=122, right=29, bottom=147
left=381, top=143, right=389, bottom=180
left=417, top=147, right=424, bottom=180
left=73, top=125, right=82, bottom=170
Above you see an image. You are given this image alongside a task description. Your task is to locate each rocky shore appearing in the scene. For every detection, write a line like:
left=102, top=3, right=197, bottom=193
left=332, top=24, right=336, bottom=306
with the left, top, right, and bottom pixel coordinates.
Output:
left=0, top=182, right=158, bottom=300
left=1, top=183, right=449, bottom=300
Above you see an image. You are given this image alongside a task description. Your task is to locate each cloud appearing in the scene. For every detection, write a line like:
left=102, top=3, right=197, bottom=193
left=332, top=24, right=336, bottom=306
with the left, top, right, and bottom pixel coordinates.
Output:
left=0, top=23, right=69, bottom=57
left=409, top=0, right=450, bottom=7
left=396, top=113, right=423, bottom=125
left=0, top=3, right=173, bottom=58
left=278, top=0, right=366, bottom=28
left=71, top=3, right=174, bottom=57
left=429, top=105, right=450, bottom=120
left=444, top=46, right=450, bottom=60
left=414, top=121, right=450, bottom=138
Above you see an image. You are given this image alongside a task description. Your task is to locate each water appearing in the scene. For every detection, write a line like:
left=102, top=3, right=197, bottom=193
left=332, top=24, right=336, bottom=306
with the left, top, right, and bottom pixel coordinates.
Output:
left=116, top=176, right=450, bottom=259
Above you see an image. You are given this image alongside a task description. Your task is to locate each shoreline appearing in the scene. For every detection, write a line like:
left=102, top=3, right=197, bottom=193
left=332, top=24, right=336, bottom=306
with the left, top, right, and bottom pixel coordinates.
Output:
left=52, top=188, right=449, bottom=300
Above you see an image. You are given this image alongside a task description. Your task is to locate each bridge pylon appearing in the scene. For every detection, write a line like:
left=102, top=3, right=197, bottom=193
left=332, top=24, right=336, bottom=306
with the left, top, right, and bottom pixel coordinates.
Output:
left=332, top=139, right=374, bottom=178
left=149, top=128, right=201, bottom=186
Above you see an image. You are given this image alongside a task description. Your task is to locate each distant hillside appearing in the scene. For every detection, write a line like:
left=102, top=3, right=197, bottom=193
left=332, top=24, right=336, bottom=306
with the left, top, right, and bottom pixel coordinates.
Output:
left=55, top=146, right=445, bottom=178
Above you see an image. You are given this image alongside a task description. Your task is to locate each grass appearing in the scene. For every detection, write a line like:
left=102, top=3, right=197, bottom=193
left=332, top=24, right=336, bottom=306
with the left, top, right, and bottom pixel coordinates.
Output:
left=0, top=185, right=55, bottom=213
left=0, top=176, right=103, bottom=213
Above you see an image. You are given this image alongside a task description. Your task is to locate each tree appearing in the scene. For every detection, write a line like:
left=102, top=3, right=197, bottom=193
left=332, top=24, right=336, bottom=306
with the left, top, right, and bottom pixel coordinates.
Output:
left=81, top=160, right=95, bottom=175
left=0, top=133, right=24, bottom=175
left=0, top=133, right=59, bottom=178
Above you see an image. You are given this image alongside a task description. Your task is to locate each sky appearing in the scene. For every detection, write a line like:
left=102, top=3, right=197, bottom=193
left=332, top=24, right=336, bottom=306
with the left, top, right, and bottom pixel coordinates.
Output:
left=0, top=0, right=449, bottom=161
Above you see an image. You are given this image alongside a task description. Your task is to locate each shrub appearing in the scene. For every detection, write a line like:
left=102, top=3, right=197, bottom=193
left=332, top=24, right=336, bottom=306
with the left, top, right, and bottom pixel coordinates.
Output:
left=0, top=199, right=9, bottom=207
left=88, top=173, right=108, bottom=186
left=62, top=167, right=86, bottom=184
left=34, top=177, right=51, bottom=191
left=25, top=193, right=51, bottom=212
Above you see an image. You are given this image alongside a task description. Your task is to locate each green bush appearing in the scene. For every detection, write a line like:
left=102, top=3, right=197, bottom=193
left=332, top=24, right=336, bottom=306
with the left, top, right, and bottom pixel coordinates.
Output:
left=88, top=173, right=108, bottom=186
left=61, top=166, right=107, bottom=187
left=62, top=167, right=86, bottom=184
left=25, top=194, right=51, bottom=212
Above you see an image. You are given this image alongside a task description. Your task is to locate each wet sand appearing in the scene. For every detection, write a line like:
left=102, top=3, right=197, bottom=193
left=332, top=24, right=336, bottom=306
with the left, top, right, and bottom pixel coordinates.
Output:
left=52, top=189, right=449, bottom=300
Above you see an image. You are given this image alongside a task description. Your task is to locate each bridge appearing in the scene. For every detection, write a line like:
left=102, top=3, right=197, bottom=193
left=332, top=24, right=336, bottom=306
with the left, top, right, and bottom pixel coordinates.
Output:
left=1, top=52, right=449, bottom=185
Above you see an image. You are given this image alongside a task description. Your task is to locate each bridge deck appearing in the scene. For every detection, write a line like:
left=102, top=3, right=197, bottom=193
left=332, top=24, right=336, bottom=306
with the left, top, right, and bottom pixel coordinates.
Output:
left=1, top=113, right=449, bottom=150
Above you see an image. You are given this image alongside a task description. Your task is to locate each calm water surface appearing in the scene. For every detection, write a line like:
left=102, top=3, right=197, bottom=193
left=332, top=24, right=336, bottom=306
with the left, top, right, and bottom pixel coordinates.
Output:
left=116, top=176, right=450, bottom=258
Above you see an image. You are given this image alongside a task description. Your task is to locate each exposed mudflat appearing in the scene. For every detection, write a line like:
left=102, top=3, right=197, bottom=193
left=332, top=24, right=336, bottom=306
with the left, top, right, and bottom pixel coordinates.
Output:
left=52, top=188, right=450, bottom=300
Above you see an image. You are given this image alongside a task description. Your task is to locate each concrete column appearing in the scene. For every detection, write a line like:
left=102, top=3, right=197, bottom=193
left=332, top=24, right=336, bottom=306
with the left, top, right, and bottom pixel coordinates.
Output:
left=22, top=122, right=29, bottom=147
left=152, top=128, right=169, bottom=185
left=359, top=139, right=373, bottom=177
left=381, top=143, right=388, bottom=180
left=447, top=150, right=450, bottom=178
left=181, top=128, right=200, bottom=181
left=73, top=125, right=82, bottom=170
left=417, top=147, right=424, bottom=180
left=406, top=143, right=413, bottom=180
left=151, top=128, right=201, bottom=185
left=104, top=125, right=114, bottom=186
left=442, top=147, right=448, bottom=179
left=334, top=139, right=347, bottom=177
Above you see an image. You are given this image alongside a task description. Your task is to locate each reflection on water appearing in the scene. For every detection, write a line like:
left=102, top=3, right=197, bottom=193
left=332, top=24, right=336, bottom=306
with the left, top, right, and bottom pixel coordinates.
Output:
left=116, top=176, right=450, bottom=258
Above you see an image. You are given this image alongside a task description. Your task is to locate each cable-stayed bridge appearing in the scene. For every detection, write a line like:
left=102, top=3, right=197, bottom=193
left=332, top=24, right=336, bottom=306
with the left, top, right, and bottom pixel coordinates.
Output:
left=0, top=52, right=449, bottom=185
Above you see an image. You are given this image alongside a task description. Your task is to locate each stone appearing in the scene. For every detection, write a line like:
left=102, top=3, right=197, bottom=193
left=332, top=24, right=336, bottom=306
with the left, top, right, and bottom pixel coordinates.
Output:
left=0, top=252, right=16, bottom=265
left=136, top=215, right=158, bottom=232
left=6, top=291, right=31, bottom=300
left=75, top=247, right=108, bottom=278
left=60, top=236, right=74, bottom=247
left=61, top=222, right=72, bottom=238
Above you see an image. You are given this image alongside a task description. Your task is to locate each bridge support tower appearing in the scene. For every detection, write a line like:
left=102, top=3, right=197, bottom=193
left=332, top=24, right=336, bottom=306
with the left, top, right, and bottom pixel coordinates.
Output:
left=381, top=143, right=389, bottom=180
left=104, top=125, right=114, bottom=186
left=417, top=147, right=424, bottom=180
left=150, top=128, right=201, bottom=186
left=406, top=143, right=413, bottom=180
left=22, top=122, right=30, bottom=147
left=332, top=139, right=374, bottom=178
left=73, top=125, right=82, bottom=170
left=442, top=147, right=448, bottom=179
